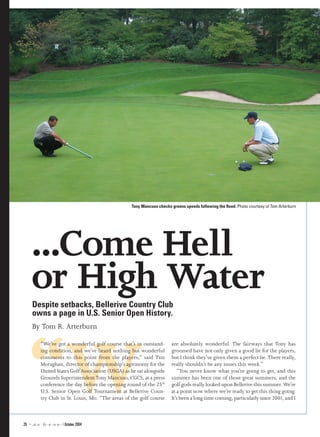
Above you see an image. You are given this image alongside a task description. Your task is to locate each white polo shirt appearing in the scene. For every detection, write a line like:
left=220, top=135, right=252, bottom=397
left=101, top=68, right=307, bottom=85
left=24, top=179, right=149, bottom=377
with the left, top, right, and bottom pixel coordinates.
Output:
left=254, top=119, right=279, bottom=145
left=34, top=121, right=53, bottom=140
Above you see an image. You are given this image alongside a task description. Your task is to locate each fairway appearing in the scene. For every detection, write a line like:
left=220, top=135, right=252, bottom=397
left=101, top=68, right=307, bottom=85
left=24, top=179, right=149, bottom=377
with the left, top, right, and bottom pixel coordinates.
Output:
left=9, top=62, right=320, bottom=201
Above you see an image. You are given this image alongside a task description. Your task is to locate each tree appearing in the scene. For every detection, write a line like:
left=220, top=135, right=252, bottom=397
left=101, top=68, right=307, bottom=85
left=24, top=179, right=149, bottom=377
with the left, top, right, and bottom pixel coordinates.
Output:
left=129, top=9, right=175, bottom=53
left=10, top=8, right=320, bottom=67
left=77, top=9, right=122, bottom=46
left=168, top=9, right=241, bottom=34
left=9, top=10, right=31, bottom=48
left=167, top=26, right=195, bottom=49
left=15, top=21, right=58, bottom=59
left=53, top=10, right=89, bottom=45
left=92, top=19, right=136, bottom=48
left=279, top=9, right=320, bottom=63
left=199, top=21, right=257, bottom=62
left=166, top=9, right=242, bottom=49
left=9, top=9, right=63, bottom=49
left=243, top=9, right=287, bottom=57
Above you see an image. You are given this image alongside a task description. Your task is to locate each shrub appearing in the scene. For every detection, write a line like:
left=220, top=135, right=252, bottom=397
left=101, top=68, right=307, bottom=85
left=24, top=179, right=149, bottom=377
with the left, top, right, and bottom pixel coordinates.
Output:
left=298, top=61, right=320, bottom=70
left=10, top=54, right=23, bottom=75
left=188, top=47, right=215, bottom=64
left=122, top=45, right=135, bottom=61
left=167, top=27, right=194, bottom=49
left=122, top=44, right=149, bottom=61
left=165, top=45, right=190, bottom=63
left=91, top=47, right=109, bottom=64
left=154, top=48, right=167, bottom=61
left=104, top=42, right=124, bottom=64
left=312, top=62, right=320, bottom=70
left=285, top=59, right=305, bottom=69
left=66, top=46, right=94, bottom=66
left=242, top=55, right=264, bottom=66
left=270, top=57, right=282, bottom=66
left=24, top=57, right=41, bottom=73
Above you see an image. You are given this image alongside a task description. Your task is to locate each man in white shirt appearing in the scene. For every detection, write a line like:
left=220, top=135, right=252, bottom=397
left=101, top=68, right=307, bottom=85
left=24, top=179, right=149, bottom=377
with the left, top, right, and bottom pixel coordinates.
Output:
left=242, top=111, right=279, bottom=165
left=33, top=115, right=67, bottom=157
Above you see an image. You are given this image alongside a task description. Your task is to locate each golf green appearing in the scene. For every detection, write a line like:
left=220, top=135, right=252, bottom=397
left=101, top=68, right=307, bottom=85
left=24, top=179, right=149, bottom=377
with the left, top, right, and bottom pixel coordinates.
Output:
left=9, top=62, right=320, bottom=201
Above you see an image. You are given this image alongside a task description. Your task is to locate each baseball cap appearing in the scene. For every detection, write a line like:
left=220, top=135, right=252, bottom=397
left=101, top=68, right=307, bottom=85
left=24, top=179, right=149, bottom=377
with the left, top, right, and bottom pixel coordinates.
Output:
left=243, top=111, right=258, bottom=119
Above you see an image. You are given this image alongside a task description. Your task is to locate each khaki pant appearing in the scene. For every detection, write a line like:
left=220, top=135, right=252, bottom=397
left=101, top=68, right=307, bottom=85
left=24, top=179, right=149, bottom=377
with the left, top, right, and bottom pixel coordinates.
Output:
left=248, top=143, right=279, bottom=161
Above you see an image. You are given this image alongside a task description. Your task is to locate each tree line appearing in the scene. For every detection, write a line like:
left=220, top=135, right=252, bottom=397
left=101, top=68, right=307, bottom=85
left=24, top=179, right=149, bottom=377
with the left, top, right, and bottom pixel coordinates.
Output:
left=9, top=8, right=320, bottom=75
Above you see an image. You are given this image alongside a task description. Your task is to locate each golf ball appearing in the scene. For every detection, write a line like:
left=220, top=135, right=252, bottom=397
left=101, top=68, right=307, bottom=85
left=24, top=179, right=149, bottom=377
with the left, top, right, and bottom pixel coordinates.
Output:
left=235, top=160, right=238, bottom=163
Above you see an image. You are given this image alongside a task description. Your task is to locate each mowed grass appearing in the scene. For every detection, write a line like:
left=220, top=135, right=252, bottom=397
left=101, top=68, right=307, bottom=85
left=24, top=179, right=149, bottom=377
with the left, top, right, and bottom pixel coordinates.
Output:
left=9, top=62, right=320, bottom=201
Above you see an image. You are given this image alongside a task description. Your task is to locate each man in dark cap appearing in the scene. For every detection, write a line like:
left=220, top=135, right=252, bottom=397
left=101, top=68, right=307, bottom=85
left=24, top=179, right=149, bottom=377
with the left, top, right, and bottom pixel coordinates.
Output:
left=242, top=112, right=279, bottom=165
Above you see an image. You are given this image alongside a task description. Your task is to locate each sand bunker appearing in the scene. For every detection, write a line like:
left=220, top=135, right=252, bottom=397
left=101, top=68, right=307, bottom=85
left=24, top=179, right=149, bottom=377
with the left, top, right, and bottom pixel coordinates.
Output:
left=181, top=91, right=320, bottom=105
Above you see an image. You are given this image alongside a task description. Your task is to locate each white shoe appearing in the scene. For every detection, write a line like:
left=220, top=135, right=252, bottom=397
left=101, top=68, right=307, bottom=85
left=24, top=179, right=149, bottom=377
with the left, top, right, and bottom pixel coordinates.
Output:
left=259, top=157, right=274, bottom=165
